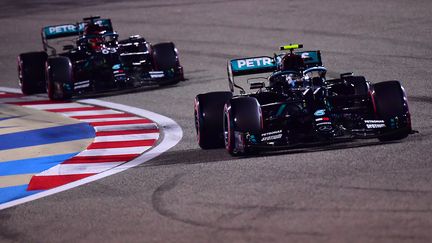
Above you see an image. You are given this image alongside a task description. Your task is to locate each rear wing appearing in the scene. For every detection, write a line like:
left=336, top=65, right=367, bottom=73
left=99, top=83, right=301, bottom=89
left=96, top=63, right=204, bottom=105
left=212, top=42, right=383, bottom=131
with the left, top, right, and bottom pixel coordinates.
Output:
left=229, top=56, right=277, bottom=77
left=41, top=18, right=113, bottom=53
left=274, top=51, right=322, bottom=68
left=296, top=50, right=322, bottom=67
left=42, top=23, right=83, bottom=40
left=227, top=50, right=323, bottom=92
left=227, top=56, right=277, bottom=92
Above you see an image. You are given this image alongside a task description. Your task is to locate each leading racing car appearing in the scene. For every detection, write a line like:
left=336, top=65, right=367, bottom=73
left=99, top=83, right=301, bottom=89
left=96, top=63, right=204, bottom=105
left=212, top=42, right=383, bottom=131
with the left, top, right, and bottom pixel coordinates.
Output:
left=18, top=16, right=184, bottom=100
left=194, top=44, right=412, bottom=155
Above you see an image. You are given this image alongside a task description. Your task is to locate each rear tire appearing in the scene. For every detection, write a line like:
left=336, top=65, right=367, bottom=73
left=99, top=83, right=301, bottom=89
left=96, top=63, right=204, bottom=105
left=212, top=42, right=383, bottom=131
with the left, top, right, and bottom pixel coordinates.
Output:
left=194, top=91, right=233, bottom=149
left=17, top=52, right=48, bottom=95
left=46, top=56, right=73, bottom=100
left=223, top=97, right=262, bottom=155
left=152, top=42, right=184, bottom=85
left=373, top=80, right=411, bottom=141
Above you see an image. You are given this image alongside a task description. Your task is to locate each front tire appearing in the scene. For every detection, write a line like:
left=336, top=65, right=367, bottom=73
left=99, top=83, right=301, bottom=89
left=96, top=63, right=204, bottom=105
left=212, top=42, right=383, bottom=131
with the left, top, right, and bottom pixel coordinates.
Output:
left=46, top=56, right=73, bottom=100
left=223, top=97, right=262, bottom=155
left=152, top=42, right=184, bottom=85
left=373, top=80, right=411, bottom=141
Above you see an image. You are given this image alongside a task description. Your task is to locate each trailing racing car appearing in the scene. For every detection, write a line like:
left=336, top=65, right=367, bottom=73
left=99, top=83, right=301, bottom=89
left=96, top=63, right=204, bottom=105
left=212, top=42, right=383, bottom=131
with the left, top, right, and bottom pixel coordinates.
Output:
left=18, top=16, right=184, bottom=100
left=194, top=44, right=412, bottom=155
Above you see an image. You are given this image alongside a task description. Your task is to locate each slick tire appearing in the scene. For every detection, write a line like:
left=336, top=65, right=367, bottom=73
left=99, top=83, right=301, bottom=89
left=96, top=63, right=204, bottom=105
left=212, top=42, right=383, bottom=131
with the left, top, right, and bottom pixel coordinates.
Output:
left=223, top=97, right=262, bottom=156
left=17, top=52, right=48, bottom=95
left=373, top=80, right=411, bottom=141
left=46, top=56, right=73, bottom=101
left=194, top=91, right=233, bottom=149
left=152, top=42, right=184, bottom=85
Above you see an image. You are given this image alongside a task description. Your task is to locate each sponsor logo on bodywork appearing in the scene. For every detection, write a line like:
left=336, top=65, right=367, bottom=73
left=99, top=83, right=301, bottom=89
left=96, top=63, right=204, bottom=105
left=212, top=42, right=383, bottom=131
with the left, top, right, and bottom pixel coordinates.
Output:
left=261, top=130, right=283, bottom=142
left=364, top=119, right=386, bottom=129
left=237, top=58, right=272, bottom=68
left=231, top=57, right=275, bottom=72
left=315, top=117, right=330, bottom=122
left=74, top=80, right=90, bottom=90
left=301, top=52, right=310, bottom=59
left=43, top=19, right=111, bottom=39
left=316, top=122, right=332, bottom=126
left=149, top=71, right=165, bottom=78
left=314, top=109, right=326, bottom=116
left=317, top=125, right=333, bottom=132
left=46, top=24, right=79, bottom=35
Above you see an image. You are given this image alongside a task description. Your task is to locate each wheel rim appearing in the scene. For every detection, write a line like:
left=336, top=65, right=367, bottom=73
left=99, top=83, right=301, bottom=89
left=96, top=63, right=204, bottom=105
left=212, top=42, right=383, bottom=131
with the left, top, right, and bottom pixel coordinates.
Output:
left=223, top=113, right=229, bottom=148
left=48, top=80, right=62, bottom=100
left=53, top=82, right=63, bottom=99
left=194, top=109, right=200, bottom=143
left=17, top=63, right=27, bottom=92
left=18, top=65, right=23, bottom=86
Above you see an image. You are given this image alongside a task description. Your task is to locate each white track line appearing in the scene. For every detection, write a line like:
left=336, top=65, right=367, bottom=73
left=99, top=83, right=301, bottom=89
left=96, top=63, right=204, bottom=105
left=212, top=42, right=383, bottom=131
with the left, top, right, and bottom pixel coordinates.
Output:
left=79, top=117, right=143, bottom=123
left=60, top=109, right=122, bottom=117
left=93, top=133, right=159, bottom=142
left=77, top=146, right=152, bottom=156
left=23, top=103, right=91, bottom=110
left=93, top=123, right=158, bottom=131
left=37, top=162, right=123, bottom=175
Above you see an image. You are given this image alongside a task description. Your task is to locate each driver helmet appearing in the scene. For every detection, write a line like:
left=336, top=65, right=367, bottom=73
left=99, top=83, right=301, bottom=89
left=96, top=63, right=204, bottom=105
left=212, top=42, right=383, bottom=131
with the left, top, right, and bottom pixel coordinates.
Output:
left=83, top=23, right=107, bottom=51
left=102, top=32, right=118, bottom=47
left=83, top=22, right=106, bottom=36
left=280, top=53, right=305, bottom=73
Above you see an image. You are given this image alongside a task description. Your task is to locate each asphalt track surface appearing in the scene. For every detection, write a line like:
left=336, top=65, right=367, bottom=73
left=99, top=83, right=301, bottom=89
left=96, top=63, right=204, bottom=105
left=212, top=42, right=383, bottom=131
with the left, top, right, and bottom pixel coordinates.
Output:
left=0, top=0, right=432, bottom=242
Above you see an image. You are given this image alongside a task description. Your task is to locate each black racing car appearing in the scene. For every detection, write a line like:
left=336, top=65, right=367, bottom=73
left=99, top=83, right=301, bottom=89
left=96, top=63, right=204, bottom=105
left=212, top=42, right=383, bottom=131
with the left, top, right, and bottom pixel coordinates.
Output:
left=194, top=44, right=412, bottom=155
left=18, top=16, right=184, bottom=100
